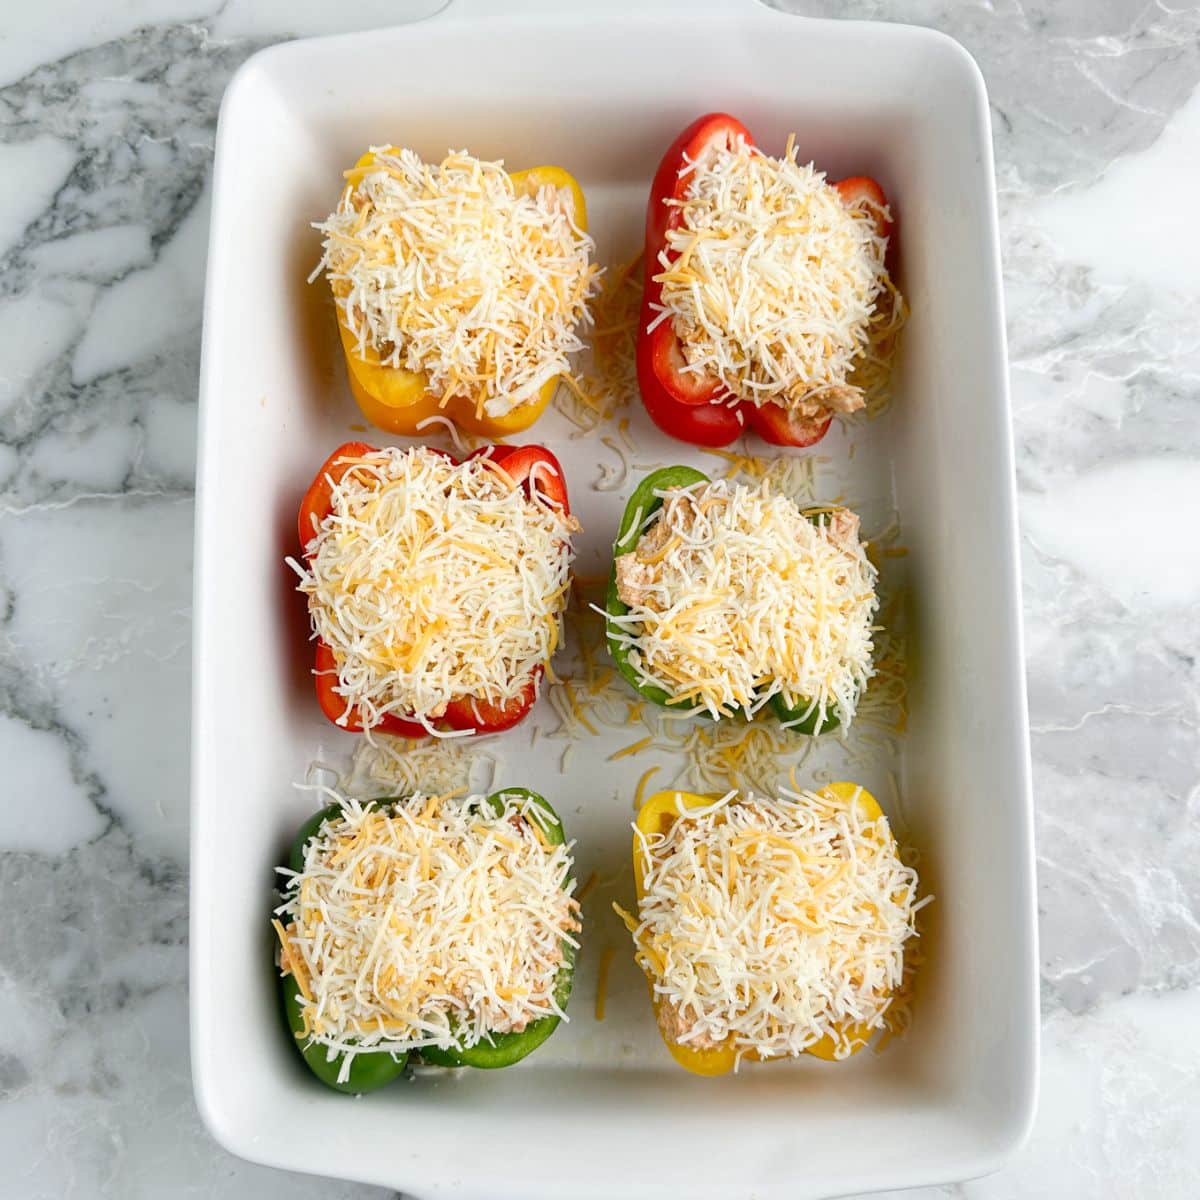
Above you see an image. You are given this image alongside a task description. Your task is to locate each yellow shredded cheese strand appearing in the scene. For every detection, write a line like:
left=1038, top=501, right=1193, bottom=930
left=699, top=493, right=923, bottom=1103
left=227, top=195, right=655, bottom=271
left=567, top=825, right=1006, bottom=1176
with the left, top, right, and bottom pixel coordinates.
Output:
left=634, top=766, right=661, bottom=811
left=611, top=734, right=655, bottom=761
left=562, top=679, right=599, bottom=736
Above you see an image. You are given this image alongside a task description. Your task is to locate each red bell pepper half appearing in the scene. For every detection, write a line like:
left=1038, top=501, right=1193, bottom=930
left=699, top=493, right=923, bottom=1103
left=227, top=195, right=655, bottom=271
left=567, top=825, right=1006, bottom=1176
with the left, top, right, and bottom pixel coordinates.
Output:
left=298, top=440, right=571, bottom=736
left=638, top=113, right=891, bottom=449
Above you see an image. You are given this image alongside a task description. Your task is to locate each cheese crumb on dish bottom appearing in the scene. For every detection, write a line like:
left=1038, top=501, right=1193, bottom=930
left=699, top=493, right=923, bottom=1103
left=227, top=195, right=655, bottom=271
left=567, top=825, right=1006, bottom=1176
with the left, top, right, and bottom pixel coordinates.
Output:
left=626, top=786, right=929, bottom=1067
left=289, top=445, right=577, bottom=733
left=651, top=136, right=900, bottom=419
left=556, top=252, right=643, bottom=436
left=274, top=791, right=579, bottom=1067
left=313, top=147, right=600, bottom=419
left=608, top=478, right=878, bottom=729
left=341, top=735, right=498, bottom=800
left=671, top=720, right=803, bottom=797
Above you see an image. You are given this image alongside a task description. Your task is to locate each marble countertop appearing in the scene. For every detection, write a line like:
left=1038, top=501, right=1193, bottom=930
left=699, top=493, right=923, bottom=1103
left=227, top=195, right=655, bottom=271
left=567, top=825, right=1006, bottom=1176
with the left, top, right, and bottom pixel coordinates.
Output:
left=2, top=0, right=1198, bottom=1196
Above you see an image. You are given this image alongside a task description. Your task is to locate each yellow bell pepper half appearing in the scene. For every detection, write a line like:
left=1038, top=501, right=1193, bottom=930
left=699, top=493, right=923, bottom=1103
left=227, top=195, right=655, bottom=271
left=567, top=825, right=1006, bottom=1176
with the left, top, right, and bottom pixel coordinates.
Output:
left=631, top=782, right=888, bottom=1076
left=331, top=152, right=590, bottom=437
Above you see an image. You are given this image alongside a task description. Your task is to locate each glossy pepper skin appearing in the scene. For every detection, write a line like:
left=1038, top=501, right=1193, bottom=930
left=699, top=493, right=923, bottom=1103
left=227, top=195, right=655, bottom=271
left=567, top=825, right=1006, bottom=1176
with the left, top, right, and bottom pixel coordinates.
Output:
left=638, top=113, right=892, bottom=449
left=603, top=465, right=841, bottom=734
left=298, top=440, right=571, bottom=737
left=278, top=789, right=576, bottom=1091
left=333, top=150, right=589, bottom=438
left=631, top=784, right=884, bottom=1076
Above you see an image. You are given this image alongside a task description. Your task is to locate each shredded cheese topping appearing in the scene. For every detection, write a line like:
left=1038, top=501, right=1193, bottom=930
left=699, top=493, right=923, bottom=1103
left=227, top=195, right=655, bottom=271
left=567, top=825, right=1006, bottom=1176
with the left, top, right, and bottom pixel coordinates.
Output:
left=275, top=791, right=579, bottom=1078
left=289, top=446, right=576, bottom=733
left=609, top=479, right=878, bottom=730
left=632, top=788, right=926, bottom=1061
left=651, top=136, right=900, bottom=418
left=314, top=147, right=600, bottom=418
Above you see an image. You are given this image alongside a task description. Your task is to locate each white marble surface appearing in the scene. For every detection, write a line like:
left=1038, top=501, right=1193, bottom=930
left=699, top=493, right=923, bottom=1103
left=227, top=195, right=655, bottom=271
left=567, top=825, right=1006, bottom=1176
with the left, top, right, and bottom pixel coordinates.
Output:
left=1, top=0, right=1198, bottom=1196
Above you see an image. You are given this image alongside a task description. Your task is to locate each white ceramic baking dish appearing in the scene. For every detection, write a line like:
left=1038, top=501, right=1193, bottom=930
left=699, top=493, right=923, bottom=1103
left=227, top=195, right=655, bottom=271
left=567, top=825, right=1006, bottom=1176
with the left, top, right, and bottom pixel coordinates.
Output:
left=190, top=2, right=1038, bottom=1196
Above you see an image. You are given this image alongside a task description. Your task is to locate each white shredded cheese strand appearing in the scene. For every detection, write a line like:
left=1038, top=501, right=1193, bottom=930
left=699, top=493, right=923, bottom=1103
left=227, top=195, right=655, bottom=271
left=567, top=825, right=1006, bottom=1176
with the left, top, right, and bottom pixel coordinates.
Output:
left=654, top=137, right=896, bottom=418
left=276, top=791, right=579, bottom=1073
left=413, top=414, right=470, bottom=455
left=314, top=147, right=600, bottom=418
left=608, top=479, right=878, bottom=730
left=289, top=446, right=576, bottom=731
left=633, top=788, right=926, bottom=1061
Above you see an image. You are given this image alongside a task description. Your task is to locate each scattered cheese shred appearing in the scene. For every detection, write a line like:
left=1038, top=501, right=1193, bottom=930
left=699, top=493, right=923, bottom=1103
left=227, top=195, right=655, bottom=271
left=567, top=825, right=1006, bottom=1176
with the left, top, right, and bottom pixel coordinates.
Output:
left=288, top=446, right=576, bottom=733
left=674, top=721, right=802, bottom=797
left=631, top=788, right=928, bottom=1061
left=700, top=447, right=818, bottom=505
left=275, top=791, right=579, bottom=1080
left=608, top=478, right=878, bottom=730
left=653, top=137, right=901, bottom=420
left=342, top=734, right=496, bottom=799
left=556, top=252, right=643, bottom=435
left=314, top=147, right=600, bottom=418
left=634, top=766, right=662, bottom=811
left=611, top=734, right=654, bottom=761
left=562, top=679, right=599, bottom=736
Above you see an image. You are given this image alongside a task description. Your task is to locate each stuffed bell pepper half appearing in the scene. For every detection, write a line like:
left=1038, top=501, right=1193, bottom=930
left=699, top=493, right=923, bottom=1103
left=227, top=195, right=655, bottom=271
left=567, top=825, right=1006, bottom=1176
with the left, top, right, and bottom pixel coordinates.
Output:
left=604, top=467, right=878, bottom=735
left=289, top=441, right=576, bottom=737
left=314, top=146, right=599, bottom=437
left=639, top=113, right=903, bottom=448
left=273, top=787, right=579, bottom=1091
left=620, top=783, right=928, bottom=1075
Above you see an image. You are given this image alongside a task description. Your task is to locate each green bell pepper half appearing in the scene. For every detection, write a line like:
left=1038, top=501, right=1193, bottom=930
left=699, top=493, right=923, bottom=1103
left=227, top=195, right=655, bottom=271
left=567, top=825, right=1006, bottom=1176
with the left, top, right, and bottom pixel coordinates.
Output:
left=418, top=787, right=576, bottom=1069
left=768, top=689, right=841, bottom=735
left=604, top=465, right=846, bottom=733
left=605, top=465, right=710, bottom=711
left=277, top=789, right=575, bottom=1088
left=281, top=972, right=408, bottom=1093
left=279, top=801, right=408, bottom=1092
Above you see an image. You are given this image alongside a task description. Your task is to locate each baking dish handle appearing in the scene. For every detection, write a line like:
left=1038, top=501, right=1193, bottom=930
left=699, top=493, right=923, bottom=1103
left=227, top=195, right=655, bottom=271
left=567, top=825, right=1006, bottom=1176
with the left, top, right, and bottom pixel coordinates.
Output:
left=437, top=0, right=768, bottom=19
